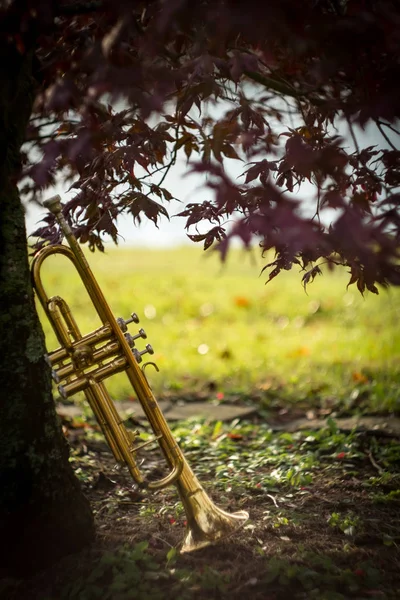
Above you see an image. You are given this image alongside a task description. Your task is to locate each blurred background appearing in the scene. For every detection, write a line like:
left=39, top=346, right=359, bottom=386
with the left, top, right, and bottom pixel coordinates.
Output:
left=35, top=239, right=400, bottom=418
left=27, top=122, right=400, bottom=418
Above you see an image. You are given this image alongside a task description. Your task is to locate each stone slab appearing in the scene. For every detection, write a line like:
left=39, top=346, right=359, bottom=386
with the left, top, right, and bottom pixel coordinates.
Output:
left=56, top=402, right=400, bottom=436
left=56, top=400, right=257, bottom=422
left=273, top=415, right=400, bottom=437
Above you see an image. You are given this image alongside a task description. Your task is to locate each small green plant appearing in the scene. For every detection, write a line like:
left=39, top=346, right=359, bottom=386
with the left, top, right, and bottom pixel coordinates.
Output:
left=327, top=512, right=361, bottom=536
left=266, top=512, right=291, bottom=529
left=372, top=489, right=400, bottom=504
left=139, top=504, right=157, bottom=518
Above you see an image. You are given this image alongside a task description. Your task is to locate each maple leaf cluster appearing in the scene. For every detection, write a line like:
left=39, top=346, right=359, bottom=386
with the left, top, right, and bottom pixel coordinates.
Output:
left=3, top=0, right=400, bottom=291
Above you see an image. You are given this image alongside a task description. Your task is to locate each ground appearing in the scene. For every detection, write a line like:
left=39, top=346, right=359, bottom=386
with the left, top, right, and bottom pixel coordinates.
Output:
left=2, top=396, right=400, bottom=600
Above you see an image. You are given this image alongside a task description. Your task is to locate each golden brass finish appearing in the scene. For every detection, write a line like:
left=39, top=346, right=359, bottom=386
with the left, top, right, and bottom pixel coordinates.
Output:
left=31, top=195, right=248, bottom=552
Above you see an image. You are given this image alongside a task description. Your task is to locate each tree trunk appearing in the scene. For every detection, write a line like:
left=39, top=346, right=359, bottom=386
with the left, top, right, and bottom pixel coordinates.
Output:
left=0, top=41, right=95, bottom=577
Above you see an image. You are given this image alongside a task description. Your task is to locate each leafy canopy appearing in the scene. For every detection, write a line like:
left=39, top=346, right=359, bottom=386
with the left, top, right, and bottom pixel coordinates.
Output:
left=4, top=0, right=400, bottom=292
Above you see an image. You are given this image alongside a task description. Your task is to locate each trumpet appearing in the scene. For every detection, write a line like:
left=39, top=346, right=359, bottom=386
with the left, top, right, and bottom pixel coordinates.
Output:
left=31, top=195, right=248, bottom=553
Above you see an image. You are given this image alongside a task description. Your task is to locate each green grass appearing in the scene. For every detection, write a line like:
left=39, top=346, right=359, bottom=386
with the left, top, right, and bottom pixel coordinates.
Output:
left=35, top=244, right=400, bottom=413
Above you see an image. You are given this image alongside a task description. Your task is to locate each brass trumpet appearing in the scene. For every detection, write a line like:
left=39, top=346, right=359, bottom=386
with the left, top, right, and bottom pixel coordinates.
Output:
left=31, top=195, right=248, bottom=553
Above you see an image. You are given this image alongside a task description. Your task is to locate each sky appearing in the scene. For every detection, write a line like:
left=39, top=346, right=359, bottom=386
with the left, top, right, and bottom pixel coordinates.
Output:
left=24, top=157, right=201, bottom=248
left=24, top=116, right=396, bottom=249
left=26, top=165, right=195, bottom=247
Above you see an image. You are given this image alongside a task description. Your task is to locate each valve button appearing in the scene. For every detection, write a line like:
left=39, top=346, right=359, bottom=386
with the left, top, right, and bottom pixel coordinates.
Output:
left=133, top=344, right=154, bottom=363
left=117, top=312, right=140, bottom=332
left=125, top=329, right=147, bottom=348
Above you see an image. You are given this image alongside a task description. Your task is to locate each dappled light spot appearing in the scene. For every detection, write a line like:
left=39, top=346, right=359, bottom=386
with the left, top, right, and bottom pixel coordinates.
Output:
left=199, top=302, right=214, bottom=317
left=185, top=319, right=199, bottom=331
left=276, top=316, right=289, bottom=329
left=293, top=316, right=305, bottom=329
left=308, top=300, right=320, bottom=314
left=343, top=292, right=355, bottom=306
left=197, top=343, right=209, bottom=355
left=144, top=304, right=157, bottom=319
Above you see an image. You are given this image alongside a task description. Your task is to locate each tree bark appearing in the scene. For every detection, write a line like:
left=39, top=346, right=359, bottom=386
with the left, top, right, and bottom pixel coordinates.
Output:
left=0, top=41, right=95, bottom=577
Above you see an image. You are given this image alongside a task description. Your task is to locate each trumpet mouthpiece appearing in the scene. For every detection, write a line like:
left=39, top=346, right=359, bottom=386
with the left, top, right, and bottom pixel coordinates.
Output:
left=43, top=195, right=62, bottom=214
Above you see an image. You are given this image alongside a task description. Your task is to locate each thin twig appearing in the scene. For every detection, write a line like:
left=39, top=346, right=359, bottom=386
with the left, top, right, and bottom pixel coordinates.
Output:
left=157, top=118, right=180, bottom=187
left=367, top=451, right=384, bottom=474
left=376, top=120, right=397, bottom=151
left=152, top=535, right=174, bottom=548
left=266, top=493, right=279, bottom=508
left=377, top=120, right=400, bottom=137
left=346, top=116, right=360, bottom=154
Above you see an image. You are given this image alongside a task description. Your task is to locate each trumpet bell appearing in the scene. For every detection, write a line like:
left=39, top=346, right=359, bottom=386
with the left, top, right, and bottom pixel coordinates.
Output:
left=182, top=503, right=249, bottom=553
left=175, top=468, right=249, bottom=553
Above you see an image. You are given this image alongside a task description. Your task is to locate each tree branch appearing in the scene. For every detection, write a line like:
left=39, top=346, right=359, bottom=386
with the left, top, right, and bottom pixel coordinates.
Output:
left=377, top=120, right=400, bottom=138
left=376, top=120, right=397, bottom=151
left=244, top=70, right=323, bottom=106
left=346, top=116, right=360, bottom=154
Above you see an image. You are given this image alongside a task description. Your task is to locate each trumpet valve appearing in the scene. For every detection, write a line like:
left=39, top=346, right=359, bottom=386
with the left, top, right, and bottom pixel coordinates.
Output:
left=72, top=344, right=94, bottom=369
left=132, top=344, right=154, bottom=363
left=117, top=312, right=139, bottom=332
left=125, top=328, right=147, bottom=347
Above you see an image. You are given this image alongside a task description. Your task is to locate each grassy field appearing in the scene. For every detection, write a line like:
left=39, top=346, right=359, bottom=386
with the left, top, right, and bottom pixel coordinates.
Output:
left=36, top=244, right=400, bottom=414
